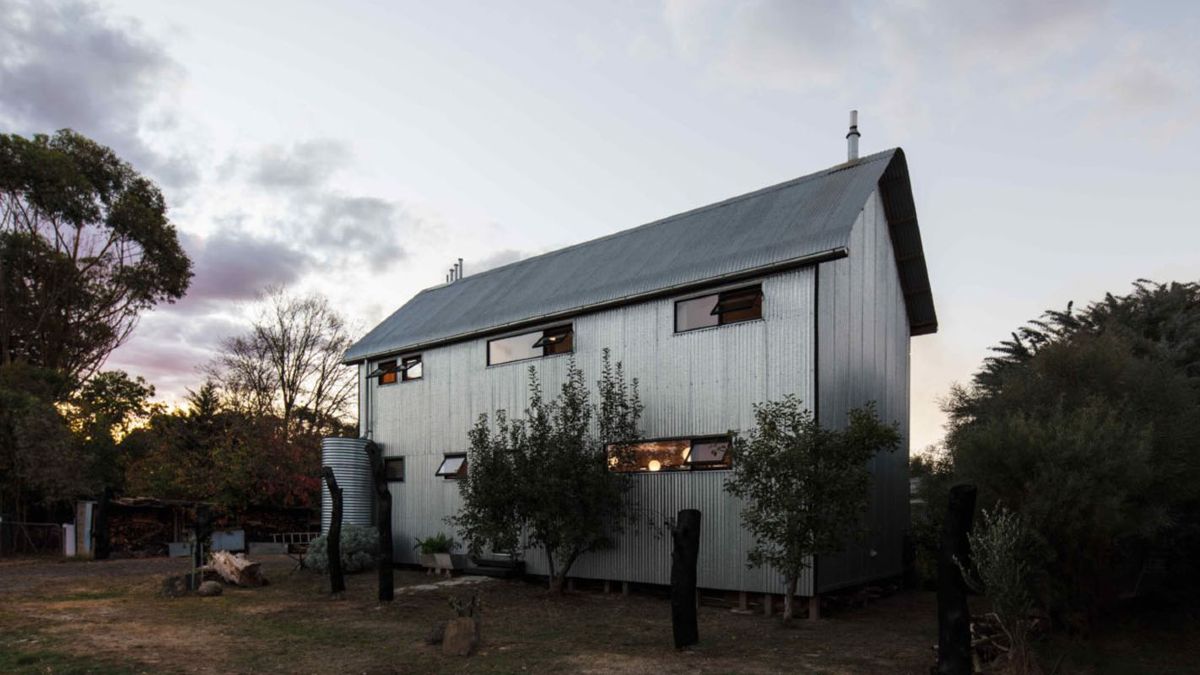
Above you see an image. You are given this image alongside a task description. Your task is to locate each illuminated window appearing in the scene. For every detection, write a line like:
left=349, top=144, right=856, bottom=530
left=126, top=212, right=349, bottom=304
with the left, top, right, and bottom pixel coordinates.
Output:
left=435, top=453, right=468, bottom=479
left=378, top=360, right=398, bottom=385
left=401, top=355, right=422, bottom=381
left=675, top=285, right=763, bottom=333
left=487, top=325, right=574, bottom=365
left=385, top=458, right=405, bottom=482
left=606, top=436, right=732, bottom=473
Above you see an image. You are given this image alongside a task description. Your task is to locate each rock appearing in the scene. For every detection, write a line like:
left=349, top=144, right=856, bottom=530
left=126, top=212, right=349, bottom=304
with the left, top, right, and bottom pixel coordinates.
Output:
left=161, top=575, right=190, bottom=597
left=426, top=621, right=447, bottom=645
left=441, top=617, right=479, bottom=656
left=197, top=580, right=224, bottom=597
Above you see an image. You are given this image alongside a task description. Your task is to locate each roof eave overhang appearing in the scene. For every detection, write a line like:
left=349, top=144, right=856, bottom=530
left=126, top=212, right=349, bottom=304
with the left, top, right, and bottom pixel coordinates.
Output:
left=877, top=148, right=939, bottom=336
left=343, top=246, right=849, bottom=365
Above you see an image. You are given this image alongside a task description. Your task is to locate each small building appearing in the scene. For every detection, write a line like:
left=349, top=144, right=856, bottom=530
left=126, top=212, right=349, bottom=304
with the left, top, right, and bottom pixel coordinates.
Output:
left=343, top=127, right=936, bottom=598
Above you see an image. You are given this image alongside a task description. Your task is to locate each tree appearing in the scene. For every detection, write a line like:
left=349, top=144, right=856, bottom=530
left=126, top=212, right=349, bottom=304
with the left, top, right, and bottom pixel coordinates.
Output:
left=725, top=396, right=900, bottom=621
left=211, top=287, right=355, bottom=438
left=453, top=350, right=640, bottom=592
left=0, top=130, right=192, bottom=386
left=944, top=279, right=1200, bottom=623
left=66, top=370, right=157, bottom=492
left=0, top=363, right=82, bottom=519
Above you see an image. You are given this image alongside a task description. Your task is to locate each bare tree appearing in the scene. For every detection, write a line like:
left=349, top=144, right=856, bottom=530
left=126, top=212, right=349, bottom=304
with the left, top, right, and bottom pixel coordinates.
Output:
left=211, top=288, right=356, bottom=437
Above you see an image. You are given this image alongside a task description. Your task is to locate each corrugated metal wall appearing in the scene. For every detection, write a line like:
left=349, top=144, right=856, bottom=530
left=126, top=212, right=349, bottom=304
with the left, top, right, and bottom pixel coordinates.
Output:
left=815, top=189, right=912, bottom=592
left=367, top=267, right=816, bottom=595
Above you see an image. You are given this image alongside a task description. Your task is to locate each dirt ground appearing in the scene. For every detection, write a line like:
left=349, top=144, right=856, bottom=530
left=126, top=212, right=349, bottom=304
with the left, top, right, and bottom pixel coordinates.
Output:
left=0, top=556, right=939, bottom=674
left=4, top=557, right=1196, bottom=674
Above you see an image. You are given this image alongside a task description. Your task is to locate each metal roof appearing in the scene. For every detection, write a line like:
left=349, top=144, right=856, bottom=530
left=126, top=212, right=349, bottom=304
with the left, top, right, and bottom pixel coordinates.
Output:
left=344, top=148, right=936, bottom=364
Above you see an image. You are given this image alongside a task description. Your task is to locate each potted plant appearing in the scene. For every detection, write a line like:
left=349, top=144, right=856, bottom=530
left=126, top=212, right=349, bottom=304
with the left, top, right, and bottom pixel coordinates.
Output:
left=414, top=533, right=456, bottom=574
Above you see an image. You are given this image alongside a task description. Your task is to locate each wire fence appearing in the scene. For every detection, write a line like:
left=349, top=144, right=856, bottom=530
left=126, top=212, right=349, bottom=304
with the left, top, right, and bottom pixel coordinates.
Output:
left=0, top=521, right=65, bottom=558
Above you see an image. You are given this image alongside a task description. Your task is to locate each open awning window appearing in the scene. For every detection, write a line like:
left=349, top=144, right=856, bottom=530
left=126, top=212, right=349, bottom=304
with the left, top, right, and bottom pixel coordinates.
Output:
left=435, top=453, right=468, bottom=479
left=487, top=324, right=574, bottom=365
left=675, top=285, right=763, bottom=333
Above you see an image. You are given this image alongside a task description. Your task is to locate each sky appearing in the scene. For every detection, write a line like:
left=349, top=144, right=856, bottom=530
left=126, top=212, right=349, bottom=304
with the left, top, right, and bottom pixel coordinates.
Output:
left=2, top=0, right=1198, bottom=452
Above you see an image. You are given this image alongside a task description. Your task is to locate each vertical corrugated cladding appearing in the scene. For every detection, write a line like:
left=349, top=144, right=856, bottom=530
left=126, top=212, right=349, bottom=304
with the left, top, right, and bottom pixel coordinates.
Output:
left=815, top=189, right=912, bottom=593
left=364, top=267, right=816, bottom=594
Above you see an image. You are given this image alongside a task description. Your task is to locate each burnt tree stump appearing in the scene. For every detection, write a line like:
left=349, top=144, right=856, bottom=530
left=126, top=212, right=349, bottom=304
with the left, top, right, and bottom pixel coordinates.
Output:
left=322, top=466, right=346, bottom=595
left=191, top=505, right=212, bottom=591
left=937, top=484, right=977, bottom=675
left=671, top=509, right=702, bottom=649
left=367, top=441, right=394, bottom=602
left=92, top=487, right=113, bottom=560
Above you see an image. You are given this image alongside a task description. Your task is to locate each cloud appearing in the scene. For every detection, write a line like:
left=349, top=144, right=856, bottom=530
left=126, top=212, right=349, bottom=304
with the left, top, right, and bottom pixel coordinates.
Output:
left=471, top=248, right=530, bottom=274
left=663, top=0, right=862, bottom=91
left=180, top=227, right=313, bottom=311
left=245, top=139, right=353, bottom=190
left=0, top=0, right=197, bottom=189
left=308, top=195, right=410, bottom=266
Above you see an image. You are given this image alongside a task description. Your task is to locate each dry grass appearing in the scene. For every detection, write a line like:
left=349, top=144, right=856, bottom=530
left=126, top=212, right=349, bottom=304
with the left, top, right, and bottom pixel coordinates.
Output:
left=0, top=556, right=940, bottom=674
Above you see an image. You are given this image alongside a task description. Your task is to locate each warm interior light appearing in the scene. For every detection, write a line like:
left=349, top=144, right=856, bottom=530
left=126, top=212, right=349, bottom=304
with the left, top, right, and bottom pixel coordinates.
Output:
left=648, top=460, right=661, bottom=472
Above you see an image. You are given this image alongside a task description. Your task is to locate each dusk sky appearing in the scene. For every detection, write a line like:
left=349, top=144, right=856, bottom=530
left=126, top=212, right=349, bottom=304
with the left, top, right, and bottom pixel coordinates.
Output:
left=2, top=0, right=1197, bottom=452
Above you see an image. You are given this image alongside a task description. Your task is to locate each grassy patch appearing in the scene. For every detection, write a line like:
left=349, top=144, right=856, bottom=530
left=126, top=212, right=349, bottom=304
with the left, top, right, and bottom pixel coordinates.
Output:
left=0, top=631, right=139, bottom=675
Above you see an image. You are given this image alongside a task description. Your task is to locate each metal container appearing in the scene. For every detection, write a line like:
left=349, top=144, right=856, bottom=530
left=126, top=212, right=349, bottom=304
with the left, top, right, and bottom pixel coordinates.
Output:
left=320, top=437, right=374, bottom=533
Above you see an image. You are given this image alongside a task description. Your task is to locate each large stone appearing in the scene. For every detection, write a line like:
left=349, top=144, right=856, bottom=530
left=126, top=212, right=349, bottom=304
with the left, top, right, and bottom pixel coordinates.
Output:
left=197, top=580, right=224, bottom=597
left=441, top=617, right=479, bottom=656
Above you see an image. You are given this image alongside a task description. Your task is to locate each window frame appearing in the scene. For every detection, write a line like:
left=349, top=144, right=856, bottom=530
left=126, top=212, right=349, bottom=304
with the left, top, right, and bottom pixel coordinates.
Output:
left=486, top=323, right=575, bottom=366
left=434, top=453, right=469, bottom=480
left=673, top=284, right=764, bottom=334
left=400, top=354, right=423, bottom=382
left=384, top=457, right=405, bottom=482
left=605, top=435, right=733, bottom=474
left=377, top=359, right=399, bottom=386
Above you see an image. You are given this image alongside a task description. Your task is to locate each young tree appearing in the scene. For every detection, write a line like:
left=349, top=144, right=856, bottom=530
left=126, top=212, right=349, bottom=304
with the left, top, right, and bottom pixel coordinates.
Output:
left=453, top=350, right=640, bottom=593
left=211, top=288, right=356, bottom=439
left=0, top=130, right=192, bottom=386
left=725, top=396, right=900, bottom=621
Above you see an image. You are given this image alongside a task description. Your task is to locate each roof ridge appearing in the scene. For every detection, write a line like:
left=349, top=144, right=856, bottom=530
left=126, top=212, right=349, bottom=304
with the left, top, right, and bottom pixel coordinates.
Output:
left=424, top=149, right=897, bottom=292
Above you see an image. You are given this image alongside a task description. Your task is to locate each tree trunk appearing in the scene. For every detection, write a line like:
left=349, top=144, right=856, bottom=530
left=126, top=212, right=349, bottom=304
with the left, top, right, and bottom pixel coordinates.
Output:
left=210, top=551, right=264, bottom=586
left=782, top=577, right=797, bottom=622
left=670, top=509, right=701, bottom=648
left=937, top=484, right=977, bottom=675
left=367, top=441, right=394, bottom=602
left=322, top=467, right=346, bottom=595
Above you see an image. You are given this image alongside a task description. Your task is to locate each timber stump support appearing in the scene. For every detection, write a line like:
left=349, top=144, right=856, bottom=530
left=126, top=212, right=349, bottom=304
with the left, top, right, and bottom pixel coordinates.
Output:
left=322, top=466, right=346, bottom=595
left=670, top=509, right=701, bottom=649
left=366, top=441, right=394, bottom=602
left=937, top=484, right=977, bottom=675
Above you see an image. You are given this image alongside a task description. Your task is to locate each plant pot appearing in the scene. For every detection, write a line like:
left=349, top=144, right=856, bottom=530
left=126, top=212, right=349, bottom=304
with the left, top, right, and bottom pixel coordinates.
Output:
left=434, top=552, right=454, bottom=570
left=419, top=553, right=437, bottom=569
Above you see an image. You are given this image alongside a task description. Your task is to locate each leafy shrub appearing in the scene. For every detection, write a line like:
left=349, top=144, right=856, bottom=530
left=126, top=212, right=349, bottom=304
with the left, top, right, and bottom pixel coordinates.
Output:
left=962, top=507, right=1041, bottom=673
left=305, top=524, right=379, bottom=573
left=414, top=533, right=456, bottom=554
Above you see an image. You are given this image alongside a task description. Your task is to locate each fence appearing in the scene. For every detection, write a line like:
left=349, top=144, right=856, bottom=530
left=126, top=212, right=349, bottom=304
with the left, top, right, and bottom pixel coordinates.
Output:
left=0, top=521, right=65, bottom=557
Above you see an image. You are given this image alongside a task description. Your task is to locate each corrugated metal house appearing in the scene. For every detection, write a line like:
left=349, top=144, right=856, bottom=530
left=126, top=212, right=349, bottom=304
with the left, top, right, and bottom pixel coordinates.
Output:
left=342, top=142, right=936, bottom=598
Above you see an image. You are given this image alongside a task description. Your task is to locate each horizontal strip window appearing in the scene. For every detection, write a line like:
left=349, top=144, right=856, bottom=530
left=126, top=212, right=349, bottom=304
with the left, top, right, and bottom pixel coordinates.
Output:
left=376, top=354, right=422, bottom=385
left=435, top=453, right=468, bottom=479
left=674, top=285, right=763, bottom=333
left=487, top=324, right=573, bottom=366
left=606, top=436, right=732, bottom=473
left=385, top=457, right=405, bottom=482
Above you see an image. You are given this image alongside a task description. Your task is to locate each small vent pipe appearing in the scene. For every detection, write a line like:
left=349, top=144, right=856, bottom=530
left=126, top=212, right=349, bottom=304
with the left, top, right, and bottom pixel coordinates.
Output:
left=847, top=110, right=860, bottom=161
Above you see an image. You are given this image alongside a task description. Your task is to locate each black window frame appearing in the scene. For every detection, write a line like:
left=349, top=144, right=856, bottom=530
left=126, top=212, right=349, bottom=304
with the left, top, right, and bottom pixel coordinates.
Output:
left=400, top=354, right=423, bottom=381
left=435, top=453, right=468, bottom=479
left=486, top=324, right=574, bottom=366
left=377, top=359, right=399, bottom=386
left=674, top=284, right=764, bottom=333
left=384, top=457, right=405, bottom=482
left=605, top=435, right=733, bottom=473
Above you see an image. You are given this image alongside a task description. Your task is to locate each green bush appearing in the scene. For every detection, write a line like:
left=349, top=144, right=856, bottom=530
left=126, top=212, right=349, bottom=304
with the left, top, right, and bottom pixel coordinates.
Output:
left=413, top=533, right=456, bottom=554
left=305, top=524, right=379, bottom=573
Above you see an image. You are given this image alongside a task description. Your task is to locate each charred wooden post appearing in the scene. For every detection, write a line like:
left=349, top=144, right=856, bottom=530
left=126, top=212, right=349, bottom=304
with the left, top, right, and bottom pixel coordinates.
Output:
left=191, top=505, right=211, bottom=590
left=366, top=441, right=394, bottom=602
left=937, top=484, right=977, bottom=675
left=322, top=466, right=346, bottom=595
left=92, top=487, right=112, bottom=560
left=670, top=509, right=701, bottom=649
